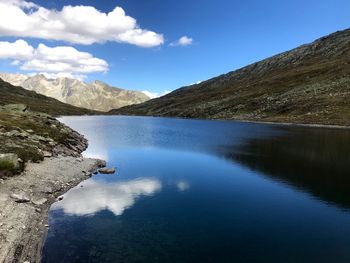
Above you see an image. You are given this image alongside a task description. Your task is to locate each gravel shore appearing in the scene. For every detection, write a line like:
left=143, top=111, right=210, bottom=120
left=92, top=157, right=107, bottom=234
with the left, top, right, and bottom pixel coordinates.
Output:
left=0, top=156, right=106, bottom=263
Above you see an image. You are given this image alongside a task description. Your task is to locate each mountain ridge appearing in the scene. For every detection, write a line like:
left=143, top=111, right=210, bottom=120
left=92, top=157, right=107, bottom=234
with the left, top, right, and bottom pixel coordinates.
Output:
left=0, top=73, right=150, bottom=112
left=111, top=28, right=350, bottom=126
left=0, top=78, right=97, bottom=116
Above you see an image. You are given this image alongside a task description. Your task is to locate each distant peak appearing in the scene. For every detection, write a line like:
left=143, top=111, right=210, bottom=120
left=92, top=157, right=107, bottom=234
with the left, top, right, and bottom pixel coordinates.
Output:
left=92, top=80, right=107, bottom=86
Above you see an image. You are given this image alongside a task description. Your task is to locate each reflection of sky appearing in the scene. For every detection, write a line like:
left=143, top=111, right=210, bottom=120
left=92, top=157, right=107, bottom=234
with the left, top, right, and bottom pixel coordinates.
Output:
left=52, top=178, right=162, bottom=216
left=59, top=115, right=281, bottom=163
left=176, top=180, right=190, bottom=192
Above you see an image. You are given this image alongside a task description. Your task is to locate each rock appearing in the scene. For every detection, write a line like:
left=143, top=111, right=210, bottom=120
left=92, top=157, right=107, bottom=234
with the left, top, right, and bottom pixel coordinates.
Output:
left=32, top=198, right=47, bottom=205
left=6, top=130, right=20, bottom=137
left=42, top=151, right=52, bottom=158
left=30, top=134, right=48, bottom=142
left=26, top=129, right=34, bottom=133
left=57, top=195, right=64, bottom=201
left=97, top=160, right=107, bottom=168
left=18, top=131, right=30, bottom=138
left=43, top=187, right=53, bottom=194
left=98, top=167, right=116, bottom=174
left=2, top=103, right=28, bottom=113
left=10, top=193, right=30, bottom=203
left=0, top=153, right=20, bottom=170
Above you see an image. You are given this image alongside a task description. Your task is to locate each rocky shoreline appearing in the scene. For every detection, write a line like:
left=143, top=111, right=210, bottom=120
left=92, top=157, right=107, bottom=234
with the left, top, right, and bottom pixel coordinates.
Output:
left=0, top=104, right=106, bottom=262
left=0, top=156, right=106, bottom=263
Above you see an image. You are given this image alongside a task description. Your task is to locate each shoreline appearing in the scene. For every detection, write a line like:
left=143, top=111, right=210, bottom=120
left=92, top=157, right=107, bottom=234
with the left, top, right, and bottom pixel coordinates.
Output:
left=0, top=156, right=106, bottom=263
left=104, top=113, right=350, bottom=130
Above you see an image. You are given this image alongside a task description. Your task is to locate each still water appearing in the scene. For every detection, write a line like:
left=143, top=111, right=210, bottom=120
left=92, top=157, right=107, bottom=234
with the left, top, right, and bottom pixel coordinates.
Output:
left=42, top=116, right=350, bottom=263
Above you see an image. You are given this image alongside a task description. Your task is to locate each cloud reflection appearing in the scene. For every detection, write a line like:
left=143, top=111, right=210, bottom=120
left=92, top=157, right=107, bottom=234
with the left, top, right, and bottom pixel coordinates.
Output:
left=52, top=178, right=162, bottom=216
left=176, top=180, right=190, bottom=192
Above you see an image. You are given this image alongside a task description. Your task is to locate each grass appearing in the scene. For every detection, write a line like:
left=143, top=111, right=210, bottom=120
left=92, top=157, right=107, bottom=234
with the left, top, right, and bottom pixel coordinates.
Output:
left=0, top=158, right=22, bottom=178
left=0, top=109, right=82, bottom=177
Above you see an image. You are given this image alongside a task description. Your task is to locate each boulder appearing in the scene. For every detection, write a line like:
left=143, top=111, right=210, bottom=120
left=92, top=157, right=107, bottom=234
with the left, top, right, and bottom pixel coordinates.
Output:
left=32, top=198, right=47, bottom=205
left=42, top=151, right=52, bottom=158
left=10, top=193, right=30, bottom=203
left=57, top=195, right=64, bottom=201
left=98, top=167, right=116, bottom=174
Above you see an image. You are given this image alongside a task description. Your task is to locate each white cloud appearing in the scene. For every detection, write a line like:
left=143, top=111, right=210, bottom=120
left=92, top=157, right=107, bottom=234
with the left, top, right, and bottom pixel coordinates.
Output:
left=22, top=43, right=109, bottom=74
left=0, top=39, right=108, bottom=79
left=142, top=90, right=171, bottom=99
left=29, top=72, right=88, bottom=81
left=0, top=0, right=164, bottom=47
left=170, top=36, right=193, bottom=47
left=52, top=178, right=162, bottom=216
left=0, top=39, right=34, bottom=60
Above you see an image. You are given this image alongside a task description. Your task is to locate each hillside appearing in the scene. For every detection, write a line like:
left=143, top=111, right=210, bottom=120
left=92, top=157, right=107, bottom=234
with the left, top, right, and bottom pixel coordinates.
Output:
left=111, top=29, right=350, bottom=126
left=0, top=78, right=96, bottom=116
left=0, top=74, right=150, bottom=112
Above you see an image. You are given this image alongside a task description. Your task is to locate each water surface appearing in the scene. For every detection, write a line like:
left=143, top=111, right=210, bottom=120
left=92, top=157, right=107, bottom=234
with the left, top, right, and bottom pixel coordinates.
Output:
left=42, top=116, right=350, bottom=263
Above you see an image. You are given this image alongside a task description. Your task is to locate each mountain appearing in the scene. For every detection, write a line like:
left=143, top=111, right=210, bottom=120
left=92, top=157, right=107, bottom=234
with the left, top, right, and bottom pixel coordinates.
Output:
left=0, top=78, right=96, bottom=116
left=111, top=29, right=350, bottom=126
left=0, top=74, right=150, bottom=112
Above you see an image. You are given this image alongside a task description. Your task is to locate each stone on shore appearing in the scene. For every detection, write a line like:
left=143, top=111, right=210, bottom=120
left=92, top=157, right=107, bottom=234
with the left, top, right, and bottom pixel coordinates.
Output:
left=10, top=193, right=30, bottom=203
left=98, top=167, right=116, bottom=174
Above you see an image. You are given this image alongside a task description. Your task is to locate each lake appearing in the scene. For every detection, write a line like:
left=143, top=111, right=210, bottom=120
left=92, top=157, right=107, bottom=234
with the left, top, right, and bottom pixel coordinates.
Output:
left=42, top=116, right=350, bottom=263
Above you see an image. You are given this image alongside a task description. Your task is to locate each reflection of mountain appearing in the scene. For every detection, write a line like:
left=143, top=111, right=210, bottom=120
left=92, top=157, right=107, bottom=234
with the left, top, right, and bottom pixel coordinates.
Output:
left=52, top=178, right=162, bottom=216
left=219, top=127, right=350, bottom=209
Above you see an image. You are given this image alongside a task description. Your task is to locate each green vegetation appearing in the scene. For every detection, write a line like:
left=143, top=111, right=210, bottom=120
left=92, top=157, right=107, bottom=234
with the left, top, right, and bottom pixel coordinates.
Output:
left=0, top=106, right=88, bottom=178
left=0, top=159, right=20, bottom=176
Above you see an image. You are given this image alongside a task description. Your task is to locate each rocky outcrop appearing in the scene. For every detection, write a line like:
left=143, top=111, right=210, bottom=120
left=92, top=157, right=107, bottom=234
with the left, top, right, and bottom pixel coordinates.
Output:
left=0, top=104, right=89, bottom=177
left=0, top=74, right=150, bottom=112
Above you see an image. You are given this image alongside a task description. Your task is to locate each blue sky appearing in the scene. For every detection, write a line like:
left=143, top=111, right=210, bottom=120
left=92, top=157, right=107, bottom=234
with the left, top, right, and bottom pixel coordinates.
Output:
left=0, top=0, right=349, bottom=96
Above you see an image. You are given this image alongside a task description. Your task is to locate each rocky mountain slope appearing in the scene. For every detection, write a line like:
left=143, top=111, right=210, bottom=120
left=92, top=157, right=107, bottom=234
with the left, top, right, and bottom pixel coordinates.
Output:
left=0, top=78, right=96, bottom=116
left=111, top=28, right=350, bottom=126
left=0, top=74, right=150, bottom=112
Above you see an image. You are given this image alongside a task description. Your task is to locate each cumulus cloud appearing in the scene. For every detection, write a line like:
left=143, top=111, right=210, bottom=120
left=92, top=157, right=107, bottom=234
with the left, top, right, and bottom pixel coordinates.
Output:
left=0, top=39, right=34, bottom=60
left=52, top=178, right=162, bottom=216
left=29, top=72, right=88, bottom=81
left=170, top=36, right=194, bottom=47
left=0, top=0, right=164, bottom=47
left=142, top=90, right=171, bottom=99
left=0, top=39, right=108, bottom=79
